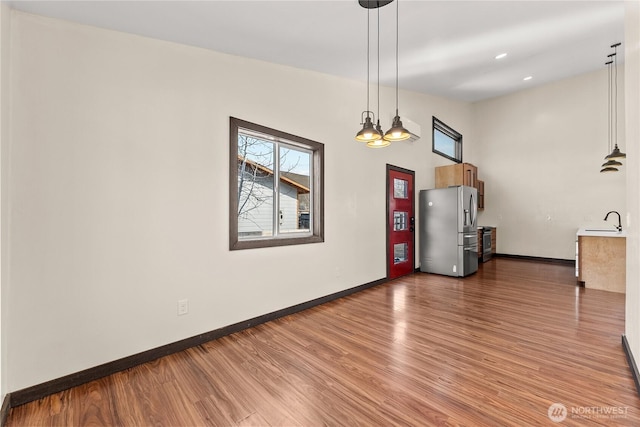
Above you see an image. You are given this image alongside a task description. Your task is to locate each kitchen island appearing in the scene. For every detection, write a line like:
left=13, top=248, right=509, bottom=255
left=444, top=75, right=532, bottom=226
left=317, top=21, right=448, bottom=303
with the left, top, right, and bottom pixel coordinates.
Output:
left=576, top=228, right=626, bottom=293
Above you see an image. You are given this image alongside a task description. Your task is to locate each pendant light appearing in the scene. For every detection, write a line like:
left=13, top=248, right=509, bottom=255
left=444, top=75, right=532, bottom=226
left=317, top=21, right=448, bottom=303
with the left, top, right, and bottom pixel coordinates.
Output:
left=602, top=159, right=623, bottom=168
left=383, top=0, right=410, bottom=142
left=355, top=112, right=380, bottom=142
left=367, top=5, right=390, bottom=148
left=600, top=56, right=618, bottom=173
left=355, top=5, right=382, bottom=143
left=604, top=42, right=625, bottom=161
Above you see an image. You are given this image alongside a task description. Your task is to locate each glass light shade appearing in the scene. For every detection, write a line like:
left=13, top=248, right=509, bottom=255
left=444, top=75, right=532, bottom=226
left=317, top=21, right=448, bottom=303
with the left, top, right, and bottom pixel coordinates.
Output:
left=358, top=0, right=393, bottom=9
left=605, top=144, right=626, bottom=160
left=355, top=116, right=382, bottom=142
left=366, top=138, right=391, bottom=148
left=383, top=116, right=411, bottom=142
left=601, top=159, right=622, bottom=168
left=367, top=121, right=390, bottom=148
left=600, top=167, right=619, bottom=173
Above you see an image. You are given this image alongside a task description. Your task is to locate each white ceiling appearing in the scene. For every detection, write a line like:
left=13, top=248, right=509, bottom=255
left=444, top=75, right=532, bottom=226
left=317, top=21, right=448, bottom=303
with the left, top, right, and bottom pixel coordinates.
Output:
left=5, top=0, right=625, bottom=102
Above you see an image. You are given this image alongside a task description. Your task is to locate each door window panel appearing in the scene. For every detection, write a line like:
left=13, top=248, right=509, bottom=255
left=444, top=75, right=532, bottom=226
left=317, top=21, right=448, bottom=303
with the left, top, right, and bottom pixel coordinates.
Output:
left=394, top=178, right=408, bottom=199
left=394, top=243, right=408, bottom=264
left=394, top=211, right=408, bottom=231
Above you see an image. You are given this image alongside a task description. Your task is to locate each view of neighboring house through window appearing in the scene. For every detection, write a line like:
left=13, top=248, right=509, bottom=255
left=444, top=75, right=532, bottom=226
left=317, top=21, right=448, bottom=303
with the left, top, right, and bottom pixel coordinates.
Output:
left=432, top=117, right=463, bottom=163
left=237, top=133, right=310, bottom=238
left=230, top=117, right=324, bottom=250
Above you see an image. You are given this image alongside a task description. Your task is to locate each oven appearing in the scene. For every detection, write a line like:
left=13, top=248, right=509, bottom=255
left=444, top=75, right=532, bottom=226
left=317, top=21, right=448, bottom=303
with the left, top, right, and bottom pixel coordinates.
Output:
left=482, top=227, right=493, bottom=262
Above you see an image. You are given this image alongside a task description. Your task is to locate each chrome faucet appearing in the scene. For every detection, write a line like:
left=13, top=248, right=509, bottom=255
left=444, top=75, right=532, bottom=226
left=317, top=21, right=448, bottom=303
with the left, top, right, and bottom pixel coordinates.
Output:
left=604, top=211, right=622, bottom=232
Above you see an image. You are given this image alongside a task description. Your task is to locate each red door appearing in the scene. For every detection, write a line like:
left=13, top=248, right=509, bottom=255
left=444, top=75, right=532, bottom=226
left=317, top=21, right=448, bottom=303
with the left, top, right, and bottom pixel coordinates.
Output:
left=387, top=165, right=415, bottom=279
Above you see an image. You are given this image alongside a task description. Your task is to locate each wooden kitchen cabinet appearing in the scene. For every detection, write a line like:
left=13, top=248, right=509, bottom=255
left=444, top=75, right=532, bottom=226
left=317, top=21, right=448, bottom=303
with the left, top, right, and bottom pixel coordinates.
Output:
left=435, top=163, right=478, bottom=189
left=435, top=163, right=485, bottom=209
left=577, top=230, right=626, bottom=293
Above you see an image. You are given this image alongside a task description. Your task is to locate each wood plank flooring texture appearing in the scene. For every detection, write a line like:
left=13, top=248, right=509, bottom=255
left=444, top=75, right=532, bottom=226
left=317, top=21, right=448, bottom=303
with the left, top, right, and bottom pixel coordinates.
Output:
left=7, top=258, right=640, bottom=426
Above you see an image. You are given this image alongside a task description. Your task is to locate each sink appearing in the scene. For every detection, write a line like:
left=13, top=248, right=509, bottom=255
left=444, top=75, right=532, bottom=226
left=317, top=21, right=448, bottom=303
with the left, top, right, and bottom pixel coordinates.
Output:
left=585, top=229, right=619, bottom=232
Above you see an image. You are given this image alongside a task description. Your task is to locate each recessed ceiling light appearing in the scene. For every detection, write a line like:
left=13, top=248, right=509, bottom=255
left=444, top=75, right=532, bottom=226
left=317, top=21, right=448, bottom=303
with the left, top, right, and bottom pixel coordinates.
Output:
left=523, top=76, right=533, bottom=81
left=495, top=53, right=507, bottom=60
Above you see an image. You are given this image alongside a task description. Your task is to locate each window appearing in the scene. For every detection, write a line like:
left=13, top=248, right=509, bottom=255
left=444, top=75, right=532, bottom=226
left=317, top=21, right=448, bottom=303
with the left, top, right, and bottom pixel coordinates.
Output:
left=229, top=117, right=324, bottom=250
left=432, top=117, right=462, bottom=163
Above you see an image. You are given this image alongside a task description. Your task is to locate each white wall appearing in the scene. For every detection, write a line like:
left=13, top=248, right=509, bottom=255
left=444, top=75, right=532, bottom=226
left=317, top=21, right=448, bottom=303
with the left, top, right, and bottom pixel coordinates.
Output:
left=4, top=4, right=638, bottom=399
left=625, top=0, right=640, bottom=371
left=473, top=69, right=626, bottom=259
left=0, top=0, right=12, bottom=404
left=5, top=12, right=472, bottom=392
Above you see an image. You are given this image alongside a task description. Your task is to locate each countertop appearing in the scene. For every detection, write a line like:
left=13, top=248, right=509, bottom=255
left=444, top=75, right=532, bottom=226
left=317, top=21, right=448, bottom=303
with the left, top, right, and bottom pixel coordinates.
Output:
left=577, top=228, right=627, bottom=238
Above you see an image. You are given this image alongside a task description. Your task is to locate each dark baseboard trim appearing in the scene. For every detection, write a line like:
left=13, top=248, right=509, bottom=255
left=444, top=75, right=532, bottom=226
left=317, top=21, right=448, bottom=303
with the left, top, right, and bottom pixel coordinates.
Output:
left=494, top=253, right=575, bottom=266
left=9, top=277, right=388, bottom=408
left=1, top=393, right=11, bottom=427
left=622, top=335, right=640, bottom=398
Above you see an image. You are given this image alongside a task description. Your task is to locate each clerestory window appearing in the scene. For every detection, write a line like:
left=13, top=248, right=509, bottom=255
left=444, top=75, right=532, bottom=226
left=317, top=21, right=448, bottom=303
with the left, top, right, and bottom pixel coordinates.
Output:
left=433, top=116, right=463, bottom=163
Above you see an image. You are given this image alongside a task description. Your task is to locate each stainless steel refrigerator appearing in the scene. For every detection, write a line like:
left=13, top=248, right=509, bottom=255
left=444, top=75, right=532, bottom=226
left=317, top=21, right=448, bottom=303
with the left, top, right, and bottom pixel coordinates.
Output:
left=419, top=186, right=479, bottom=277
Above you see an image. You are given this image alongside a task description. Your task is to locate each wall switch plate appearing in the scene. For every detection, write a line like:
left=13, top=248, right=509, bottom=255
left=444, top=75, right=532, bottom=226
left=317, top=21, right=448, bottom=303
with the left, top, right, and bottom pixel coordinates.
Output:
left=177, top=299, right=189, bottom=316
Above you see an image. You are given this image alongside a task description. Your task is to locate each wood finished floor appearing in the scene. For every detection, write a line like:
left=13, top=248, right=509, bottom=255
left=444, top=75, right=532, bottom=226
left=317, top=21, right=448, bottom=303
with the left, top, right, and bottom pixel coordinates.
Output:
left=7, top=258, right=640, bottom=426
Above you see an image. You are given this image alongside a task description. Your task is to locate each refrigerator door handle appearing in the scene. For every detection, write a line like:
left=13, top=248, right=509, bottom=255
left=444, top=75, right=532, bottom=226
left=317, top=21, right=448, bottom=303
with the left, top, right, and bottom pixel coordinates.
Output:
left=470, top=193, right=477, bottom=227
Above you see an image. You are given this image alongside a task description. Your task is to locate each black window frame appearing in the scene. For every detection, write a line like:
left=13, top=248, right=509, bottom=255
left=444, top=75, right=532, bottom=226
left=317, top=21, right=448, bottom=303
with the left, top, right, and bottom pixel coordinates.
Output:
left=432, top=116, right=463, bottom=163
left=229, top=117, right=324, bottom=251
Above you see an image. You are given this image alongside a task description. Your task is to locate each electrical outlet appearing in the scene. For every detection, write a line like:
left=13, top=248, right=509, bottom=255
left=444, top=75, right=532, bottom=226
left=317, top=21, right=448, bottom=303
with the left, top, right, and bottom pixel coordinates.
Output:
left=177, top=299, right=189, bottom=316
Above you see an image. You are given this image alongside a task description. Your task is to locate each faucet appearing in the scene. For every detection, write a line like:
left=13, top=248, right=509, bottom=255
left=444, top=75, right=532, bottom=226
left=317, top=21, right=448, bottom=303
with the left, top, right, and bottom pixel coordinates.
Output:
left=604, top=211, right=622, bottom=232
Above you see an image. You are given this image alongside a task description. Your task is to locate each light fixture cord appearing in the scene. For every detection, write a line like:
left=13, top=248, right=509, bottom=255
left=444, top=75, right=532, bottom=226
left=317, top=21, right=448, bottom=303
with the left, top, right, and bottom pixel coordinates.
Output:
left=607, top=60, right=612, bottom=153
left=395, top=0, right=399, bottom=116
left=377, top=4, right=380, bottom=122
left=614, top=45, right=618, bottom=147
left=366, top=7, right=370, bottom=119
